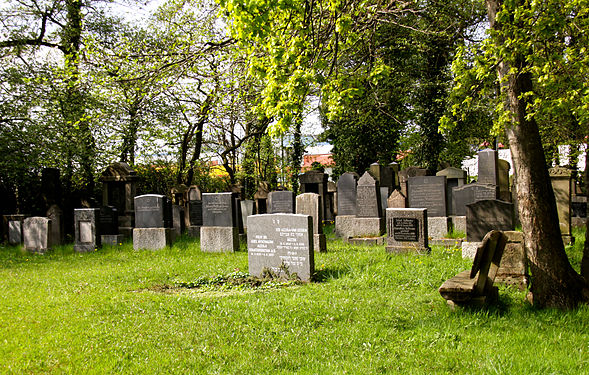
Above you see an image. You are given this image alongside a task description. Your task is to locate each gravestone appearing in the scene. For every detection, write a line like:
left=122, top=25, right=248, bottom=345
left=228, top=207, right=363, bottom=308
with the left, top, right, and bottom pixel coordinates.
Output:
left=436, top=167, right=467, bottom=216
left=389, top=162, right=400, bottom=188
left=549, top=167, right=572, bottom=241
left=254, top=182, right=270, bottom=214
left=3, top=214, right=28, bottom=245
left=407, top=176, right=447, bottom=217
left=477, top=148, right=499, bottom=186
left=23, top=217, right=52, bottom=253
left=370, top=162, right=394, bottom=191
left=495, top=231, right=528, bottom=289
left=452, top=183, right=499, bottom=216
left=498, top=159, right=511, bottom=201
left=385, top=208, right=430, bottom=254
left=247, top=214, right=314, bottom=281
left=240, top=200, right=256, bottom=231
left=336, top=172, right=358, bottom=216
left=172, top=205, right=185, bottom=237
left=296, top=193, right=326, bottom=252
left=299, top=170, right=331, bottom=220
left=74, top=208, right=101, bottom=252
left=466, top=200, right=514, bottom=242
left=133, top=194, right=173, bottom=250
left=99, top=206, right=124, bottom=246
left=201, top=192, right=239, bottom=252
left=187, top=185, right=203, bottom=238
left=46, top=204, right=63, bottom=246
left=100, top=162, right=139, bottom=238
left=387, top=189, right=407, bottom=208
left=268, top=191, right=296, bottom=214
left=232, top=193, right=244, bottom=234
left=326, top=181, right=336, bottom=219
left=356, top=172, right=381, bottom=218
left=398, top=167, right=428, bottom=197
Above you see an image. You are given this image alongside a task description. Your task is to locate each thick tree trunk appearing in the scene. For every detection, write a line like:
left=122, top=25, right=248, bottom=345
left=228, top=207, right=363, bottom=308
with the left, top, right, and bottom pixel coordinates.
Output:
left=487, top=0, right=589, bottom=308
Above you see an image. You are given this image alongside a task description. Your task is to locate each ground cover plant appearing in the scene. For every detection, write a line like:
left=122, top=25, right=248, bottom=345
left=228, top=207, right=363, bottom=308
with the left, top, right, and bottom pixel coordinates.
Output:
left=0, top=231, right=588, bottom=374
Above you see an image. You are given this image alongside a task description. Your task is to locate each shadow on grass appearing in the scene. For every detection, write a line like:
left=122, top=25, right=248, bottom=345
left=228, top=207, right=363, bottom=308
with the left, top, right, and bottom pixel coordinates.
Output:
left=313, top=265, right=351, bottom=283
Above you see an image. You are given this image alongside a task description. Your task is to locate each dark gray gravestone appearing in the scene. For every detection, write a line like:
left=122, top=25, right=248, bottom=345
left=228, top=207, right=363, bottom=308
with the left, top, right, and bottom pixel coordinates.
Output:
left=452, top=183, right=499, bottom=216
left=436, top=167, right=467, bottom=216
left=99, top=206, right=118, bottom=235
left=477, top=148, right=499, bottom=186
left=172, top=205, right=186, bottom=236
left=356, top=172, right=381, bottom=218
left=74, top=208, right=101, bottom=252
left=398, top=166, right=428, bottom=197
left=336, top=172, right=358, bottom=216
left=385, top=208, right=429, bottom=253
left=380, top=187, right=390, bottom=217
left=268, top=191, right=296, bottom=213
left=407, top=176, right=447, bottom=217
left=202, top=193, right=235, bottom=227
left=247, top=214, right=314, bottom=281
left=188, top=200, right=203, bottom=226
left=232, top=193, right=244, bottom=234
left=134, top=195, right=170, bottom=228
left=466, top=200, right=514, bottom=242
left=46, top=204, right=63, bottom=246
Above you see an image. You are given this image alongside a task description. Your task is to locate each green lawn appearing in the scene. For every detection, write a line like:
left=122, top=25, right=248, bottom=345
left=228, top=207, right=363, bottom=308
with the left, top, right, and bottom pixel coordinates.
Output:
left=0, top=229, right=588, bottom=374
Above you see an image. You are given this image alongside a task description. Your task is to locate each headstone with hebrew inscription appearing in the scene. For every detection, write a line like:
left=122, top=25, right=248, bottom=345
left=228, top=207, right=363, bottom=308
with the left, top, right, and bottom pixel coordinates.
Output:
left=200, top=192, right=239, bottom=252
left=247, top=214, right=314, bottom=281
left=477, top=148, right=499, bottom=186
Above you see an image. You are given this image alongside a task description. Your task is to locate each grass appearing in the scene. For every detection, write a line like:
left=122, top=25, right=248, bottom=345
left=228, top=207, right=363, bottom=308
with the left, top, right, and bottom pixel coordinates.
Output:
left=0, top=231, right=588, bottom=374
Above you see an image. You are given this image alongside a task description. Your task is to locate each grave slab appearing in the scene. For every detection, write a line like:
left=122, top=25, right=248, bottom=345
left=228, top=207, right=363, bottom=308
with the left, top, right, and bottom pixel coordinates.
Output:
left=385, top=208, right=430, bottom=254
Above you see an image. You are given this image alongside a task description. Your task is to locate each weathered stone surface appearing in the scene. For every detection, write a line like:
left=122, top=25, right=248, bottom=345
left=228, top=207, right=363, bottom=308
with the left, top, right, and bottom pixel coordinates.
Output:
left=495, top=230, right=528, bottom=289
left=99, top=206, right=118, bottom=235
left=314, top=234, right=327, bottom=252
left=452, top=183, right=499, bottom=216
left=135, top=194, right=171, bottom=228
left=4, top=214, right=28, bottom=245
left=336, top=172, right=358, bottom=216
left=346, top=237, right=385, bottom=246
left=186, top=226, right=201, bottom=238
left=74, top=208, right=101, bottom=252
left=23, top=217, right=52, bottom=253
left=437, top=167, right=467, bottom=216
left=202, top=193, right=235, bottom=227
left=133, top=228, right=173, bottom=250
left=247, top=214, right=314, bottom=281
left=498, top=159, right=511, bottom=201
left=385, top=208, right=430, bottom=254
left=549, top=166, right=572, bottom=236
left=335, top=216, right=385, bottom=238
left=387, top=189, right=407, bottom=208
left=356, top=172, right=381, bottom=218
left=101, top=234, right=125, bottom=246
left=299, top=170, right=331, bottom=220
left=46, top=204, right=63, bottom=246
left=407, top=176, right=447, bottom=217
left=200, top=226, right=239, bottom=252
left=477, top=148, right=499, bottom=186
left=296, top=193, right=323, bottom=234
left=398, top=167, right=427, bottom=197
left=451, top=216, right=467, bottom=235
left=430, top=238, right=463, bottom=249
left=461, top=241, right=480, bottom=259
left=428, top=216, right=451, bottom=239
left=268, top=191, right=296, bottom=214
left=240, top=200, right=256, bottom=230
left=172, top=205, right=185, bottom=237
left=466, top=200, right=514, bottom=242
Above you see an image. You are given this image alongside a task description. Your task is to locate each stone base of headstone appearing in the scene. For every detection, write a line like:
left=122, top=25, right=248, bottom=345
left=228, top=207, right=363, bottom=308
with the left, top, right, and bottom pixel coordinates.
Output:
left=496, top=231, right=528, bottom=290
left=386, top=243, right=430, bottom=254
left=335, top=215, right=384, bottom=238
left=450, top=216, right=466, bottom=235
left=133, top=228, right=173, bottom=250
left=314, top=233, right=327, bottom=252
left=461, top=241, right=481, bottom=259
left=186, top=225, right=201, bottom=238
left=347, top=236, right=384, bottom=246
left=430, top=238, right=463, bottom=249
left=200, top=227, right=239, bottom=252
left=572, top=217, right=586, bottom=228
left=101, top=234, right=125, bottom=247
left=427, top=217, right=451, bottom=239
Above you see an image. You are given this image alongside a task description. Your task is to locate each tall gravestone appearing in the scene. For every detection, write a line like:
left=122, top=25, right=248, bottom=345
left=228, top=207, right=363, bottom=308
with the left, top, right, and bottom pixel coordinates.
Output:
left=268, top=191, right=296, bottom=214
left=477, top=148, right=499, bottom=186
left=498, top=159, right=511, bottom=201
left=133, top=194, right=173, bottom=250
left=327, top=181, right=336, bottom=219
left=452, top=183, right=499, bottom=216
left=46, top=204, right=63, bottom=246
left=338, top=171, right=385, bottom=239
left=100, top=162, right=139, bottom=239
left=466, top=199, right=514, bottom=242
left=408, top=176, right=449, bottom=238
left=99, top=206, right=123, bottom=246
left=336, top=172, right=358, bottom=216
left=187, top=185, right=202, bottom=237
left=254, top=182, right=270, bottom=214
left=549, top=166, right=573, bottom=243
left=385, top=208, right=430, bottom=254
left=74, top=208, right=101, bottom=252
left=172, top=205, right=185, bottom=237
left=201, top=192, right=239, bottom=252
left=370, top=163, right=395, bottom=216
left=398, top=167, right=428, bottom=197
left=23, top=217, right=52, bottom=253
left=357, top=172, right=381, bottom=218
left=3, top=214, right=28, bottom=245
left=296, top=193, right=326, bottom=252
left=247, top=214, right=314, bottom=281
left=240, top=200, right=256, bottom=231
left=436, top=167, right=467, bottom=216
left=300, top=170, right=332, bottom=221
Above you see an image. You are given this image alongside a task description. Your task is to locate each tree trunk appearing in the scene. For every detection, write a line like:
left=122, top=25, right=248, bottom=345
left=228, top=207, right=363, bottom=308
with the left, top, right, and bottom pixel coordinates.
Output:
left=487, top=0, right=589, bottom=308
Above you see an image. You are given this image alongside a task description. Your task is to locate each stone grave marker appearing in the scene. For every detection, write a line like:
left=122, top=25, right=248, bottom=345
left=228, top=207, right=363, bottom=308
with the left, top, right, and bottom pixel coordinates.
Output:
left=201, top=192, right=239, bottom=252
left=436, top=167, right=467, bottom=216
left=46, top=204, right=63, bottom=246
left=398, top=166, right=427, bottom=197
left=498, top=159, right=511, bottom=201
left=268, top=191, right=296, bottom=214
left=477, top=148, right=499, bottom=186
left=240, top=200, right=256, bottom=231
left=466, top=199, right=514, bottom=242
left=385, top=208, right=430, bottom=254
left=254, top=182, right=270, bottom=214
left=172, top=205, right=185, bottom=237
left=452, top=183, right=499, bottom=216
left=356, top=172, right=381, bottom=218
left=407, top=176, right=447, bottom=217
left=100, top=162, right=139, bottom=238
left=74, top=208, right=101, bottom=252
left=99, top=206, right=124, bottom=246
left=296, top=193, right=326, bottom=252
left=549, top=166, right=572, bottom=241
left=3, top=214, right=28, bottom=245
left=23, top=217, right=52, bottom=253
left=336, top=172, right=358, bottom=216
left=247, top=214, right=314, bottom=281
left=133, top=194, right=173, bottom=250
left=300, top=170, right=331, bottom=221
left=387, top=189, right=407, bottom=208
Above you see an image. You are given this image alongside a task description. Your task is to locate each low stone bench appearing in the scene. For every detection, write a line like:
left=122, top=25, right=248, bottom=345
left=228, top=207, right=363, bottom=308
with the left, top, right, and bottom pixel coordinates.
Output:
left=439, top=230, right=508, bottom=307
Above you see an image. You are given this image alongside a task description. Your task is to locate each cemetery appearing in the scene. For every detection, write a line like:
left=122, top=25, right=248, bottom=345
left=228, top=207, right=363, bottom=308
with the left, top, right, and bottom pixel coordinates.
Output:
left=1, top=0, right=589, bottom=373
